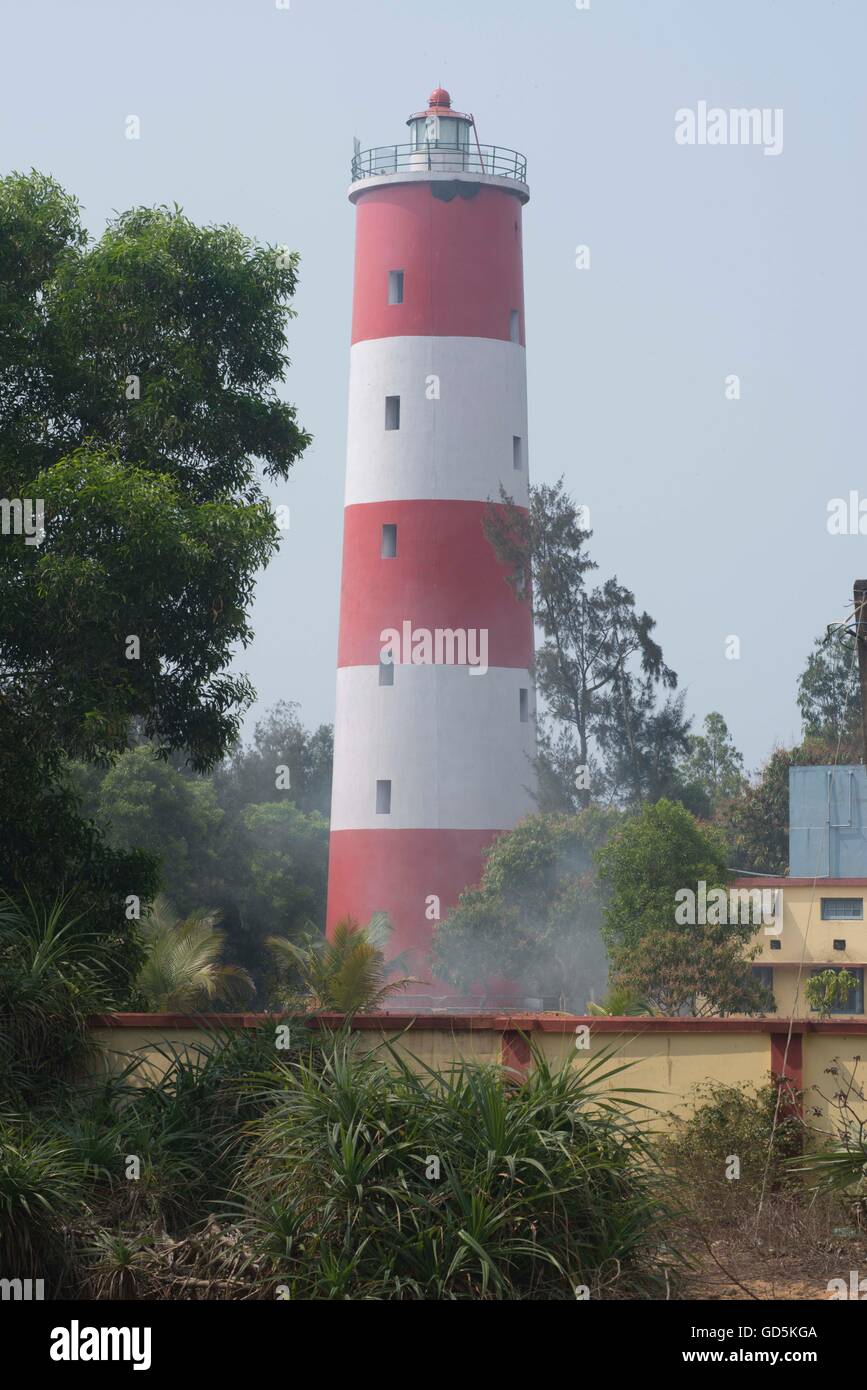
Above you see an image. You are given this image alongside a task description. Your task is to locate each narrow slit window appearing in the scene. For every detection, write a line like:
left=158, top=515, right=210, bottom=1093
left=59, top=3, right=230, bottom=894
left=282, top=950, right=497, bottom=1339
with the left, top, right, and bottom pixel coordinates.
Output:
left=376, top=779, right=392, bottom=815
left=513, top=435, right=522, bottom=470
left=519, top=688, right=529, bottom=723
left=385, top=395, right=401, bottom=430
left=379, top=657, right=394, bottom=686
left=381, top=523, right=397, bottom=558
left=388, top=270, right=404, bottom=304
left=509, top=309, right=520, bottom=343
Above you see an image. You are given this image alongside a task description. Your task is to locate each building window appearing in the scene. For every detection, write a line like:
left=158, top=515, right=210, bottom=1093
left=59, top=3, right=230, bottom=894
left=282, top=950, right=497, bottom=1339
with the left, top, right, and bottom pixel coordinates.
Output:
left=385, top=395, right=400, bottom=430
left=821, top=897, right=863, bottom=920
left=509, top=309, right=520, bottom=343
left=388, top=270, right=404, bottom=304
left=381, top=524, right=397, bottom=558
left=770, top=939, right=781, bottom=951
left=376, top=779, right=392, bottom=814
left=809, top=966, right=864, bottom=1014
left=519, top=688, right=529, bottom=723
left=834, top=939, right=846, bottom=951
left=751, top=965, right=774, bottom=994
left=379, top=657, right=394, bottom=687
left=513, top=435, right=522, bottom=470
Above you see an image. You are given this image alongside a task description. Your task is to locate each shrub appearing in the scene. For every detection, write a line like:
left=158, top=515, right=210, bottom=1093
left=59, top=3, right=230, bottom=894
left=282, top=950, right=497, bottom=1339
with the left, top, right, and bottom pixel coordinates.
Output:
left=660, top=1080, right=803, bottom=1210
left=0, top=1116, right=87, bottom=1284
left=135, top=897, right=254, bottom=1012
left=792, top=1054, right=867, bottom=1200
left=0, top=892, right=117, bottom=1104
left=101, top=1024, right=309, bottom=1233
left=241, top=1038, right=673, bottom=1300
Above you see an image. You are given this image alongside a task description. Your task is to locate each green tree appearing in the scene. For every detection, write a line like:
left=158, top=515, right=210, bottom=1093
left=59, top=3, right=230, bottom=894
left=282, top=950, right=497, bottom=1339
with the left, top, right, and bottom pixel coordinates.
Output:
left=0, top=172, right=310, bottom=981
left=533, top=718, right=603, bottom=813
left=804, top=968, right=860, bottom=1019
left=87, top=744, right=224, bottom=911
left=719, top=737, right=841, bottom=876
left=678, top=712, right=747, bottom=814
left=483, top=478, right=683, bottom=810
left=431, top=810, right=618, bottom=1006
left=596, top=800, right=772, bottom=1016
left=214, top=701, right=332, bottom=818
left=797, top=626, right=861, bottom=752
left=70, top=731, right=330, bottom=999
left=231, top=801, right=329, bottom=987
left=595, top=684, right=693, bottom=810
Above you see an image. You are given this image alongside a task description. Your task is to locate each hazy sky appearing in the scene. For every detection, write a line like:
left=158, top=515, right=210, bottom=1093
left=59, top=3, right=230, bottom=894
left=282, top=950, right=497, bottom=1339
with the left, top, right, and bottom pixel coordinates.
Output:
left=4, top=0, right=865, bottom=773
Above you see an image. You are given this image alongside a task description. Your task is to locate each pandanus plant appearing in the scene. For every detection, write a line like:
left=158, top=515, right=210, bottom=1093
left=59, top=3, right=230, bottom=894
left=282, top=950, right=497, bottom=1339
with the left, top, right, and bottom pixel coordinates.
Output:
left=0, top=889, right=116, bottom=1091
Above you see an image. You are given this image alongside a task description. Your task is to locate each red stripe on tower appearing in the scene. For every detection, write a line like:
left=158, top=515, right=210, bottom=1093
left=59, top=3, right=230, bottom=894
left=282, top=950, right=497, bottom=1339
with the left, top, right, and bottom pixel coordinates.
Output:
left=337, top=501, right=534, bottom=670
left=351, top=183, right=525, bottom=345
left=327, top=90, right=535, bottom=996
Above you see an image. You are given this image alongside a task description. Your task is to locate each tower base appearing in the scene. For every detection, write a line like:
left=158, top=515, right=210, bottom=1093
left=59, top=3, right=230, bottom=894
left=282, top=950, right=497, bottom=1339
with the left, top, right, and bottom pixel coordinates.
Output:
left=327, top=826, right=519, bottom=1000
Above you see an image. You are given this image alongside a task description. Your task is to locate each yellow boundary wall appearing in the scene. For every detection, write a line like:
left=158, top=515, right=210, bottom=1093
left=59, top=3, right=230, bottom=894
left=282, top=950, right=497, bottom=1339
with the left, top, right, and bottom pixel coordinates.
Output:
left=87, top=1012, right=867, bottom=1136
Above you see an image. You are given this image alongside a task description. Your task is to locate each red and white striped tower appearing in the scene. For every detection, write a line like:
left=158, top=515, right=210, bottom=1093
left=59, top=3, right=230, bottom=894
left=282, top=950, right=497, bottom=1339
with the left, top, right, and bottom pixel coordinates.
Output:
left=327, top=89, right=535, bottom=994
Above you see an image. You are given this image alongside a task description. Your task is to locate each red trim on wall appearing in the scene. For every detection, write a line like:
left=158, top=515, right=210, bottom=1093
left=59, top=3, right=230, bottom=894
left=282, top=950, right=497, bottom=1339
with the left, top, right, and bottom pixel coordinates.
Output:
left=770, top=961, right=867, bottom=967
left=735, top=877, right=867, bottom=888
left=88, top=1013, right=269, bottom=1029
left=88, top=1013, right=867, bottom=1035
left=337, top=500, right=534, bottom=669
left=351, top=182, right=525, bottom=345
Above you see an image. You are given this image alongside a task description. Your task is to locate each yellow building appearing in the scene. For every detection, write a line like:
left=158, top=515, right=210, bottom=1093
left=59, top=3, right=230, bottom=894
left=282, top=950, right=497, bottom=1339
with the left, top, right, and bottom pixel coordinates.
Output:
left=741, top=876, right=867, bottom=1018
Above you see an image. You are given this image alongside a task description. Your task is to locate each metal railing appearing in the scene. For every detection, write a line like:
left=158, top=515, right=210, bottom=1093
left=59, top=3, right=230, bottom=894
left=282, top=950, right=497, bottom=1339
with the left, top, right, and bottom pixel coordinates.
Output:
left=351, top=142, right=527, bottom=183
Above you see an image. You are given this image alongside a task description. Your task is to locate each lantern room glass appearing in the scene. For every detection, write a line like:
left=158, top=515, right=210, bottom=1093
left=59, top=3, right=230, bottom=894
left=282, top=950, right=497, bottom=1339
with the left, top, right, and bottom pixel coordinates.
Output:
left=410, top=115, right=470, bottom=150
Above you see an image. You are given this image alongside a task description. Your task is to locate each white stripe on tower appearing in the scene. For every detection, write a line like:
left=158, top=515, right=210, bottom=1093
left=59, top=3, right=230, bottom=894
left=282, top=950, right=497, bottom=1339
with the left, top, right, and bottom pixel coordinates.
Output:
left=331, top=664, right=536, bottom=831
left=345, top=336, right=529, bottom=507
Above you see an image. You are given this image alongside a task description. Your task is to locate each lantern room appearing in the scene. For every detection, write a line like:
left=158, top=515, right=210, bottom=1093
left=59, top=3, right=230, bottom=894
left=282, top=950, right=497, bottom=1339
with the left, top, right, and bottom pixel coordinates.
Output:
left=407, top=87, right=473, bottom=152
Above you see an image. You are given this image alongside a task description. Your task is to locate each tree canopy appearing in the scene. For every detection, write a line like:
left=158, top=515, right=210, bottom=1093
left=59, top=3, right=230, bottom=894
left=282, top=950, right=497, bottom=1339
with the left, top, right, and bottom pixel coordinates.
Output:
left=69, top=704, right=331, bottom=1000
left=678, top=712, right=748, bottom=816
left=0, top=171, right=310, bottom=985
left=796, top=625, right=861, bottom=752
left=484, top=478, right=691, bottom=811
left=431, top=810, right=617, bottom=1006
left=596, top=799, right=772, bottom=1016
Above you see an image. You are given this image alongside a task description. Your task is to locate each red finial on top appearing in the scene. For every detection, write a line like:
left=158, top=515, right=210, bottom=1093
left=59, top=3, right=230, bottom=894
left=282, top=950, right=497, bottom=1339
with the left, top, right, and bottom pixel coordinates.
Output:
left=428, top=87, right=451, bottom=109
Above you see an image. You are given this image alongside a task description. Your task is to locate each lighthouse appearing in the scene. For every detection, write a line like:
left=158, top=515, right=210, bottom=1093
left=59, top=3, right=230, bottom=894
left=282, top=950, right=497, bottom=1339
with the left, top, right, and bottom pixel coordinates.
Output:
left=326, top=89, right=536, bottom=996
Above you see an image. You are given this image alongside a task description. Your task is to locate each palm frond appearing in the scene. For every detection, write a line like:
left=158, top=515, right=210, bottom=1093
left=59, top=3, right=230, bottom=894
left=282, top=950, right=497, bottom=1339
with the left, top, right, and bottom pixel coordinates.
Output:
left=136, top=897, right=253, bottom=1011
left=266, top=913, right=417, bottom=1014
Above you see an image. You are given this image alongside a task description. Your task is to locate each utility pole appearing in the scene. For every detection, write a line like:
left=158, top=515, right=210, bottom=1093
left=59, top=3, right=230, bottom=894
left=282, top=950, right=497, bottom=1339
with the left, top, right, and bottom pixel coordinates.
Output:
left=854, top=580, right=867, bottom=765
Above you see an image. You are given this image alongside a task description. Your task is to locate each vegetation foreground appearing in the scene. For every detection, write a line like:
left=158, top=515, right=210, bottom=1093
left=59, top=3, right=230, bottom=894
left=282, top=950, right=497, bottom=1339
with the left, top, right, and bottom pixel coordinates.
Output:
left=4, top=1019, right=867, bottom=1301
left=3, top=887, right=867, bottom=1302
left=0, top=1025, right=675, bottom=1301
